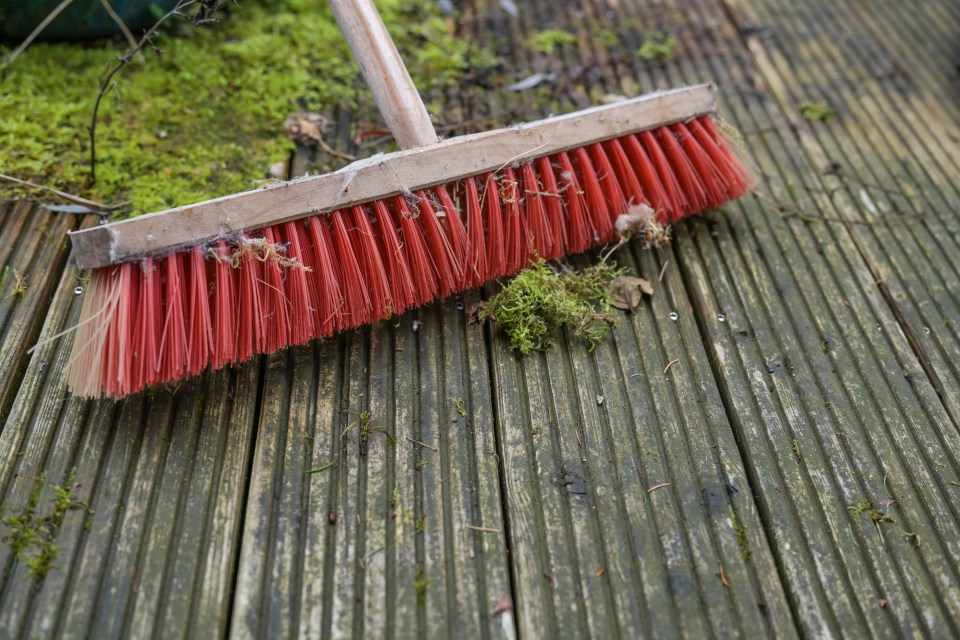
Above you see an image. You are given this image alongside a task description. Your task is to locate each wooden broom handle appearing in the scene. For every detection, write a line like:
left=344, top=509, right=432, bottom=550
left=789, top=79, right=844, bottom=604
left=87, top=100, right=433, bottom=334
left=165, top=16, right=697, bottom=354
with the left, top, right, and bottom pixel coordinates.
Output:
left=328, top=0, right=439, bottom=149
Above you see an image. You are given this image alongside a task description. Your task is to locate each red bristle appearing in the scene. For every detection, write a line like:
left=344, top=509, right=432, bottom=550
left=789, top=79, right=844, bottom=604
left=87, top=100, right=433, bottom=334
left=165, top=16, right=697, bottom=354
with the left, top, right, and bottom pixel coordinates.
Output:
left=261, top=227, right=291, bottom=353
left=622, top=134, right=673, bottom=220
left=415, top=192, right=459, bottom=297
left=671, top=122, right=727, bottom=210
left=210, top=241, right=237, bottom=370
left=300, top=221, right=323, bottom=333
left=159, top=253, right=188, bottom=383
left=500, top=168, right=531, bottom=275
left=330, top=209, right=372, bottom=328
left=394, top=196, right=438, bottom=305
left=306, top=216, right=345, bottom=335
left=287, top=221, right=320, bottom=341
left=537, top=156, right=566, bottom=257
left=690, top=116, right=751, bottom=200
left=483, top=174, right=506, bottom=279
left=520, top=162, right=555, bottom=259
left=349, top=205, right=392, bottom=320
left=604, top=138, right=646, bottom=208
left=186, top=246, right=213, bottom=377
left=555, top=152, right=592, bottom=253
left=462, top=177, right=487, bottom=287
left=588, top=142, right=630, bottom=229
left=434, top=185, right=470, bottom=289
left=640, top=129, right=687, bottom=220
left=105, top=263, right=135, bottom=397
left=372, top=199, right=415, bottom=314
left=279, top=221, right=314, bottom=346
left=571, top=147, right=614, bottom=242
left=236, top=241, right=266, bottom=360
left=133, top=257, right=161, bottom=389
left=658, top=125, right=709, bottom=214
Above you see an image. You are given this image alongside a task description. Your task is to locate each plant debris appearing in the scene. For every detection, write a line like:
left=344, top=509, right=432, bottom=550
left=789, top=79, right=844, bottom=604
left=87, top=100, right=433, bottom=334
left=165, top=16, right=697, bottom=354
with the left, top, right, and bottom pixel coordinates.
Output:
left=1, top=469, right=87, bottom=581
left=528, top=29, right=578, bottom=54
left=799, top=101, right=835, bottom=122
left=848, top=499, right=896, bottom=524
left=730, top=505, right=752, bottom=563
left=636, top=31, right=677, bottom=62
left=609, top=275, right=653, bottom=311
left=476, top=258, right=623, bottom=355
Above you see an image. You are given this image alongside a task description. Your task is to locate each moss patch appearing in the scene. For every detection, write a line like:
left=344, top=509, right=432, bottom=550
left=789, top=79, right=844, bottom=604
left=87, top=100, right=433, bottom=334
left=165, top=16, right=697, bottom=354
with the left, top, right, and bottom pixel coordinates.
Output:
left=636, top=31, right=677, bottom=62
left=1, top=469, right=88, bottom=581
left=729, top=505, right=751, bottom=563
left=799, top=101, right=835, bottom=122
left=1, top=0, right=485, bottom=216
left=528, top=29, right=578, bottom=54
left=477, top=258, right=623, bottom=355
left=413, top=568, right=431, bottom=608
left=848, top=499, right=895, bottom=524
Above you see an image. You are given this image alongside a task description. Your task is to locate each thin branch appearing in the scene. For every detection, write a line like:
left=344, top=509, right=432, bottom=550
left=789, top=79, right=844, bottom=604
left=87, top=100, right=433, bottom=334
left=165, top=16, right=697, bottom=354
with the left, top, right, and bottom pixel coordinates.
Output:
left=0, top=173, right=123, bottom=210
left=88, top=0, right=200, bottom=182
left=99, top=0, right=144, bottom=63
left=2, top=0, right=77, bottom=70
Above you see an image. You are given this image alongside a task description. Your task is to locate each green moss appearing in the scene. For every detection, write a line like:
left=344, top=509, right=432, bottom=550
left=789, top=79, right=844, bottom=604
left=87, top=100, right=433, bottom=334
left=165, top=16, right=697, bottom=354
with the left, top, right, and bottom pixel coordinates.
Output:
left=848, top=500, right=895, bottom=524
left=636, top=31, right=677, bottom=62
left=413, top=568, right=431, bottom=608
left=1, top=468, right=88, bottom=581
left=478, top=259, right=622, bottom=355
left=799, top=101, right=835, bottom=122
left=729, top=505, right=751, bottom=563
left=1, top=0, right=486, bottom=216
left=529, top=29, right=578, bottom=54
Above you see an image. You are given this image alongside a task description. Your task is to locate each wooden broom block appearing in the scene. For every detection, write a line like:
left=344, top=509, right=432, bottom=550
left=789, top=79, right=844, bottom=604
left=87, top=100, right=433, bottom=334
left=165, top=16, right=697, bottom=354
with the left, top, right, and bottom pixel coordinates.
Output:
left=69, top=83, right=717, bottom=270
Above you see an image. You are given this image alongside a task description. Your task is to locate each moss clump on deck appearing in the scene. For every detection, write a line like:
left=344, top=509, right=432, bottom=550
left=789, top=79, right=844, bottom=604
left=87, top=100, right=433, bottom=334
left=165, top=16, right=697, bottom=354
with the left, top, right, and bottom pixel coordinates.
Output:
left=729, top=505, right=751, bottom=562
left=478, top=259, right=622, bottom=355
left=528, top=29, right=578, bottom=54
left=1, top=469, right=87, bottom=581
left=0, top=0, right=484, bottom=216
left=636, top=31, right=677, bottom=61
left=798, top=101, right=835, bottom=122
left=848, top=499, right=895, bottom=524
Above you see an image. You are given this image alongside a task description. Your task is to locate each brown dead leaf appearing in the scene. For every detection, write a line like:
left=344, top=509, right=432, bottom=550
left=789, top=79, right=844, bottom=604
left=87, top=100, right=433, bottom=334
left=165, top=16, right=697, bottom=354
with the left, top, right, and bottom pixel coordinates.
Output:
left=610, top=275, right=653, bottom=311
left=284, top=112, right=328, bottom=147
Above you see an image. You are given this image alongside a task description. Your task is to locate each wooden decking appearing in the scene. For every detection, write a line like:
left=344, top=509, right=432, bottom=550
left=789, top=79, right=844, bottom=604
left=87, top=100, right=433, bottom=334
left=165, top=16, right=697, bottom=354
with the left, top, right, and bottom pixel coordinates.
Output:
left=1, top=0, right=959, bottom=637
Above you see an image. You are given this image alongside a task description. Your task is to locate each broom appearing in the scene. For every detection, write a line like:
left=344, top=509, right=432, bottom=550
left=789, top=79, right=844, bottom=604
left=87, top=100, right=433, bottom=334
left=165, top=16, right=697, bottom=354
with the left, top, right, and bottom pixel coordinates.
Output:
left=64, top=0, right=751, bottom=399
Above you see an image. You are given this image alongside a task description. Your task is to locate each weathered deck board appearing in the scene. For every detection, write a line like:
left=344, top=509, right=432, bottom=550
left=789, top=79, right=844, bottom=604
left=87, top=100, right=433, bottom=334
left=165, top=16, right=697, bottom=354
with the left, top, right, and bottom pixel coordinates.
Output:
left=229, top=308, right=512, bottom=638
left=629, top=0, right=960, bottom=635
left=0, top=250, right=261, bottom=637
left=1, top=0, right=960, bottom=637
left=721, top=0, right=960, bottom=428
left=0, top=204, right=80, bottom=425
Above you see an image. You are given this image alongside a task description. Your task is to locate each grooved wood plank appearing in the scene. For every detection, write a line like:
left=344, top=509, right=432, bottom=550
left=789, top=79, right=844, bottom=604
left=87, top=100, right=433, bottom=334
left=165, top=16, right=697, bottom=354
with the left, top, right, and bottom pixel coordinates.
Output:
left=721, top=0, right=960, bottom=428
left=639, top=0, right=960, bottom=635
left=230, top=313, right=512, bottom=638
left=0, top=204, right=80, bottom=424
left=0, top=249, right=260, bottom=638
